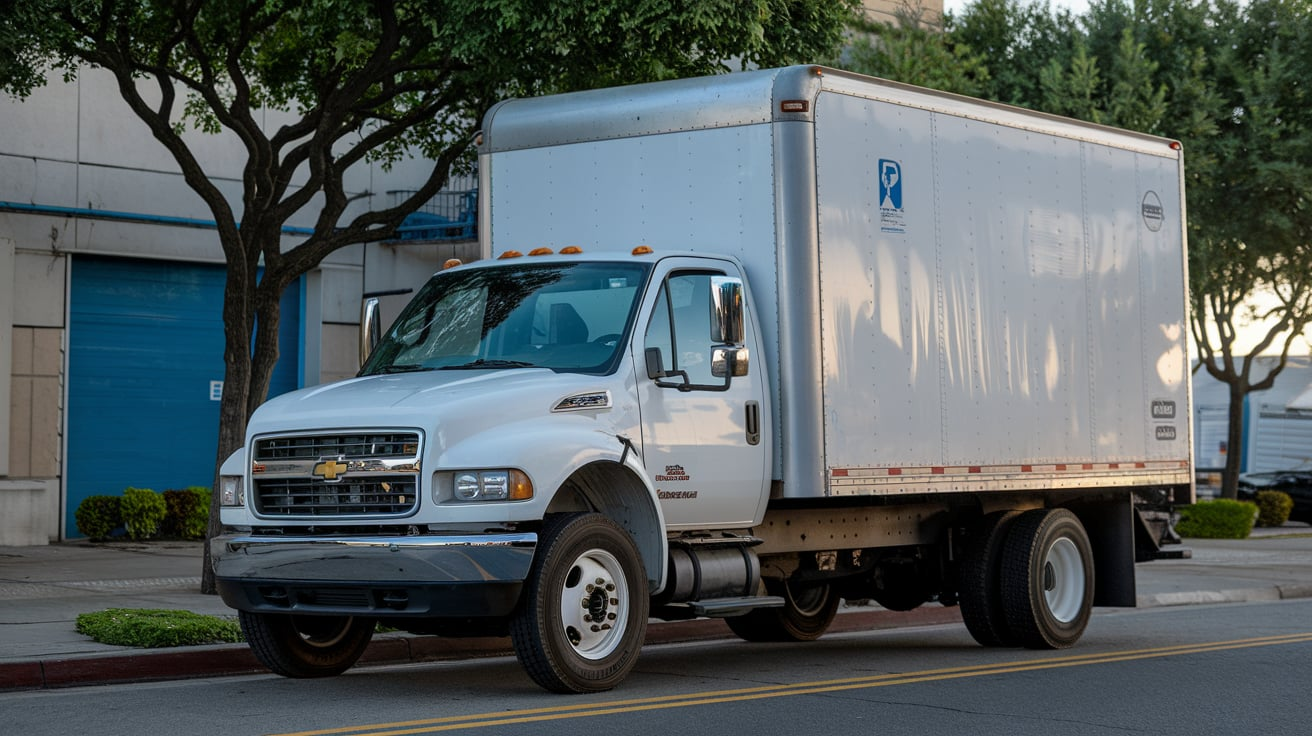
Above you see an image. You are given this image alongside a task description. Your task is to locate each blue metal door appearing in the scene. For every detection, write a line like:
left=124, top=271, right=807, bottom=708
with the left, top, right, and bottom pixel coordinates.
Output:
left=66, top=256, right=301, bottom=538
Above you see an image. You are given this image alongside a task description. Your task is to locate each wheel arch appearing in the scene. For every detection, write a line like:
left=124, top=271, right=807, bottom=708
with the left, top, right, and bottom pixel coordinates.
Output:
left=546, top=460, right=668, bottom=593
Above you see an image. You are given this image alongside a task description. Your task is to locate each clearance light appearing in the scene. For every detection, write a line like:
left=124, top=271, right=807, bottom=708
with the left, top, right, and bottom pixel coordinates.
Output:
left=780, top=100, right=809, bottom=113
left=443, top=258, right=463, bottom=269
left=1169, top=141, right=1182, bottom=151
left=559, top=246, right=584, bottom=255
left=528, top=247, right=554, bottom=256
left=632, top=245, right=654, bottom=256
left=498, top=250, right=523, bottom=259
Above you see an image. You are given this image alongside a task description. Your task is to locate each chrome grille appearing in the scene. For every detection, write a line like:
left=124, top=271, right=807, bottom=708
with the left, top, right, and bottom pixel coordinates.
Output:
left=251, top=431, right=421, bottom=518
left=255, top=433, right=418, bottom=460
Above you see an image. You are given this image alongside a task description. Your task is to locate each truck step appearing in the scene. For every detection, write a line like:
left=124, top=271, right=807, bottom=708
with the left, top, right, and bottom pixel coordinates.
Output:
left=689, top=595, right=785, bottom=618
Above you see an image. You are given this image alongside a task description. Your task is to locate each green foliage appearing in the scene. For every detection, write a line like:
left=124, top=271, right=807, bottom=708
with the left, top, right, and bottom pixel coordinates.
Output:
left=76, top=609, right=244, bottom=648
left=74, top=495, right=123, bottom=541
left=162, top=487, right=211, bottom=540
left=1254, top=490, right=1295, bottom=527
left=1175, top=499, right=1257, bottom=539
left=120, top=487, right=167, bottom=541
left=839, top=7, right=990, bottom=96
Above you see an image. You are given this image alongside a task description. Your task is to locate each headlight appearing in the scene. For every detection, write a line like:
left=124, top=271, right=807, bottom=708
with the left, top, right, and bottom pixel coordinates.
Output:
left=450, top=470, right=533, bottom=502
left=219, top=475, right=244, bottom=507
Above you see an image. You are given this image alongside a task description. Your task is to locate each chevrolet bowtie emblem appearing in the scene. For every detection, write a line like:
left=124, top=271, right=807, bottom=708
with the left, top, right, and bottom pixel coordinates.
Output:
left=313, top=459, right=349, bottom=481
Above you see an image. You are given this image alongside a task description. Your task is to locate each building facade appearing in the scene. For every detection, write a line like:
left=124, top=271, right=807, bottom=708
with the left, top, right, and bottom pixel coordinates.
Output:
left=0, top=68, right=449, bottom=544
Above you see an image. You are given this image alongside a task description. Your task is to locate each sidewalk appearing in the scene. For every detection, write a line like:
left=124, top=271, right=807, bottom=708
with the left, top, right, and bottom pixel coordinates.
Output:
left=3, top=524, right=1311, bottom=691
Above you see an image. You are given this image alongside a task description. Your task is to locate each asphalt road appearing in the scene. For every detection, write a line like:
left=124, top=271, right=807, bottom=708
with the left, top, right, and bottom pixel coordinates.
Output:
left=4, top=597, right=1309, bottom=736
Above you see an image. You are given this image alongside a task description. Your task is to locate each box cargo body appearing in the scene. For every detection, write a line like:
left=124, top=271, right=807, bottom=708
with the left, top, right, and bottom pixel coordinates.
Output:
left=481, top=65, right=1193, bottom=501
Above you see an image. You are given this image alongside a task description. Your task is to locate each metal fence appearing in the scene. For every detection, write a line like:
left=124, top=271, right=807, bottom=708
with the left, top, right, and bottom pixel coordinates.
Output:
left=388, top=171, right=477, bottom=242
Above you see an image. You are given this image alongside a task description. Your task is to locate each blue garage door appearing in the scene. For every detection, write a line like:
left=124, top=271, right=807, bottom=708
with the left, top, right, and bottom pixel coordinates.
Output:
left=66, top=256, right=302, bottom=538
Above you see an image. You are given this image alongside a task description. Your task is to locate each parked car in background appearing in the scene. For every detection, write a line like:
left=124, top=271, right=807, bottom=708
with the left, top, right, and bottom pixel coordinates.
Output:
left=1237, top=471, right=1312, bottom=523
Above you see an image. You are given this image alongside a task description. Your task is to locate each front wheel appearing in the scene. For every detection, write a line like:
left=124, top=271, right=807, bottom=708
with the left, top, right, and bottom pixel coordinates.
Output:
left=239, top=612, right=375, bottom=678
left=510, top=513, right=649, bottom=693
left=999, top=508, right=1094, bottom=649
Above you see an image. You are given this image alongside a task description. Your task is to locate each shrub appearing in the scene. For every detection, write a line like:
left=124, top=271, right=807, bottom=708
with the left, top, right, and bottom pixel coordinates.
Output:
left=1254, top=490, right=1294, bottom=528
left=1176, top=499, right=1258, bottom=539
left=74, top=495, right=123, bottom=541
left=162, top=487, right=211, bottom=539
left=121, top=487, right=167, bottom=541
left=76, top=608, right=244, bottom=648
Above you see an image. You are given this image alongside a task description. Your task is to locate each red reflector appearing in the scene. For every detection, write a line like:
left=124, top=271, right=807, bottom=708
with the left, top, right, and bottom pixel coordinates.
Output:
left=780, top=100, right=809, bottom=113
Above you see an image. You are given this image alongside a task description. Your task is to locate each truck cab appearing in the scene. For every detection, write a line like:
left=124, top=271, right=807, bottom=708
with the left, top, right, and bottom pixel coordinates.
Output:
left=215, top=248, right=776, bottom=693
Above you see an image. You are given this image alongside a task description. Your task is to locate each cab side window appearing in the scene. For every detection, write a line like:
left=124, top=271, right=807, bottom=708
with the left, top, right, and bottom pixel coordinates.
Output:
left=645, top=272, right=716, bottom=385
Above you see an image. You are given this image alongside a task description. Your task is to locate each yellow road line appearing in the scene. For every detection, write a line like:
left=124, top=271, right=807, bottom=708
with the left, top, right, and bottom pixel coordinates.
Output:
left=274, top=632, right=1312, bottom=736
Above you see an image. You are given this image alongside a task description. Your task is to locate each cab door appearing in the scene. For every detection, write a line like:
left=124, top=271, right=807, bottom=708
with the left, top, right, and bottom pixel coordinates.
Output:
left=637, top=260, right=770, bottom=530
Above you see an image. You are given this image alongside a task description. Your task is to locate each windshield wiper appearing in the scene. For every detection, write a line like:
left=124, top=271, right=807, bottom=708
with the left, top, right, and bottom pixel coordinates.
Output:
left=375, top=364, right=429, bottom=374
left=439, top=359, right=537, bottom=370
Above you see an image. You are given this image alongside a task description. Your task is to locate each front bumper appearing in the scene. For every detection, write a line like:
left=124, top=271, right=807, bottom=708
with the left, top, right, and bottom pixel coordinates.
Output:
left=211, top=532, right=537, bottom=618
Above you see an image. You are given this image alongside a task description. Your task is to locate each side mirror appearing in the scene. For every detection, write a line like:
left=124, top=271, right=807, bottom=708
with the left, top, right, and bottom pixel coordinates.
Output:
left=360, top=297, right=382, bottom=365
left=710, top=276, right=745, bottom=347
left=711, top=347, right=750, bottom=378
left=644, top=347, right=667, bottom=379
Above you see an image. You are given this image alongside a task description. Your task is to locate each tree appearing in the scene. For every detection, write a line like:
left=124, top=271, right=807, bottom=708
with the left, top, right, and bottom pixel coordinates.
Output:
left=0, top=0, right=858, bottom=590
left=1187, top=0, right=1312, bottom=497
left=839, top=4, right=990, bottom=97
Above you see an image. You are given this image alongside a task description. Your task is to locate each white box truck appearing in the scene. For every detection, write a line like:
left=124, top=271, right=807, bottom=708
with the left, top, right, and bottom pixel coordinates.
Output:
left=213, top=65, right=1193, bottom=693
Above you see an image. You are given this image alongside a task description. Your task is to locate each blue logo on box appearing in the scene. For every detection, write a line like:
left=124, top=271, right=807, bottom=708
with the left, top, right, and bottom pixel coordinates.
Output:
left=879, top=159, right=902, bottom=210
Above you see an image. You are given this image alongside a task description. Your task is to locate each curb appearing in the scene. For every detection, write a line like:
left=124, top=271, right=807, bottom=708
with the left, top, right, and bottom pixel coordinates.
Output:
left=0, top=606, right=963, bottom=692
left=1137, top=583, right=1312, bottom=608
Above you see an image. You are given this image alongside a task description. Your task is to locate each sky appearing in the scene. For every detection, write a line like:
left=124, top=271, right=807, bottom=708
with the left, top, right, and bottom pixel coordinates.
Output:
left=942, top=0, right=1093, bottom=17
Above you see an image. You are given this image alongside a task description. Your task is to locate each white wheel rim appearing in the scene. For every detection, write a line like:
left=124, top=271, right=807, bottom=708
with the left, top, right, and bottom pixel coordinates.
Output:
left=558, top=547, right=629, bottom=660
left=1042, top=537, right=1085, bottom=623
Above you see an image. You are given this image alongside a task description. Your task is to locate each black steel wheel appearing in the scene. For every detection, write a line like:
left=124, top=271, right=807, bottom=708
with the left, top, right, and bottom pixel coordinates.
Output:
left=999, top=508, right=1094, bottom=649
left=510, top=513, right=649, bottom=693
left=957, top=510, right=1021, bottom=647
left=239, top=611, right=375, bottom=678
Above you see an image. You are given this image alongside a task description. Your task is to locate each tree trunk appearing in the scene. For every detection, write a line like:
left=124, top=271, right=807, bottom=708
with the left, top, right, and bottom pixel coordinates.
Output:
left=1220, top=381, right=1247, bottom=500
left=202, top=266, right=257, bottom=594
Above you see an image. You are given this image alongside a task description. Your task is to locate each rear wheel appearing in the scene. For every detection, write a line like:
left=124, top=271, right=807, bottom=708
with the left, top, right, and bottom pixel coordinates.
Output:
left=957, top=510, right=1021, bottom=647
left=239, top=612, right=375, bottom=678
left=726, top=579, right=839, bottom=642
left=510, top=513, right=649, bottom=693
left=999, top=508, right=1094, bottom=649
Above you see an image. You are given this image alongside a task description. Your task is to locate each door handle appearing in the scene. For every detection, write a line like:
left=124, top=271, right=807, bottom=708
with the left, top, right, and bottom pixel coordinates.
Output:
left=745, top=401, right=760, bottom=446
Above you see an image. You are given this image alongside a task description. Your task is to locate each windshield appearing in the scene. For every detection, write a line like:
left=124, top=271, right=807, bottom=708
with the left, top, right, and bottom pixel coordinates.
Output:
left=360, top=261, right=651, bottom=376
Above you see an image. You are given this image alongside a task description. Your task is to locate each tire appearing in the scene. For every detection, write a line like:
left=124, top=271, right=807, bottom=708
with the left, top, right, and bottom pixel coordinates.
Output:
left=510, top=513, right=649, bottom=693
left=957, top=510, right=1021, bottom=647
left=999, top=508, right=1094, bottom=649
left=239, top=611, right=375, bottom=678
left=725, top=579, right=839, bottom=642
